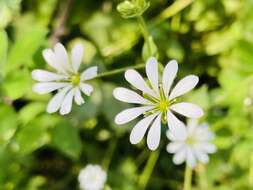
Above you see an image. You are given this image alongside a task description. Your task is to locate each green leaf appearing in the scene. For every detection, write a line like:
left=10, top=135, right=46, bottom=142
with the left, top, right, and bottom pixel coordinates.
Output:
left=16, top=117, right=50, bottom=155
left=204, top=23, right=241, bottom=55
left=0, top=104, right=18, bottom=145
left=82, top=12, right=139, bottom=57
left=18, top=102, right=46, bottom=124
left=184, top=85, right=210, bottom=111
left=0, top=0, right=21, bottom=28
left=0, top=29, right=8, bottom=77
left=6, top=21, right=47, bottom=73
left=230, top=140, right=253, bottom=169
left=51, top=122, right=82, bottom=159
left=3, top=68, right=32, bottom=100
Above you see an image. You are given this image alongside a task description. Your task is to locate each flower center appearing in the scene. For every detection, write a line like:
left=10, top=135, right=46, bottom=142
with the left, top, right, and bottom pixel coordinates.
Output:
left=143, top=84, right=178, bottom=124
left=186, top=136, right=196, bottom=145
left=158, top=100, right=169, bottom=112
left=71, top=74, right=80, bottom=86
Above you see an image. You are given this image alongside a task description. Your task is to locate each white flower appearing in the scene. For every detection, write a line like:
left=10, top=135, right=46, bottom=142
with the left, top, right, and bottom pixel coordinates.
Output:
left=166, top=119, right=216, bottom=168
left=32, top=43, right=98, bottom=115
left=113, top=57, right=204, bottom=150
left=244, top=97, right=252, bottom=107
left=78, top=164, right=107, bottom=190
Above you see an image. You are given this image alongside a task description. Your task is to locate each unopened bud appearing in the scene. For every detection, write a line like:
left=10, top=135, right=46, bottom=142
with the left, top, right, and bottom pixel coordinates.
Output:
left=117, top=0, right=150, bottom=19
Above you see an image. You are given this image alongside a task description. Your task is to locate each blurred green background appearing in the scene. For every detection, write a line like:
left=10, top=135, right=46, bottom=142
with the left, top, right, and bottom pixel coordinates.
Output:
left=1, top=0, right=253, bottom=189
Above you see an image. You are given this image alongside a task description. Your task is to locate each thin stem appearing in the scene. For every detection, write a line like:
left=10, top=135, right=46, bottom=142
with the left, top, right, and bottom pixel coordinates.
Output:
left=183, top=164, right=193, bottom=190
left=137, top=16, right=152, bottom=56
left=95, top=63, right=145, bottom=79
left=249, top=152, right=253, bottom=187
left=138, top=150, right=160, bottom=190
left=49, top=0, right=75, bottom=45
left=102, top=138, right=117, bottom=172
left=196, top=164, right=208, bottom=189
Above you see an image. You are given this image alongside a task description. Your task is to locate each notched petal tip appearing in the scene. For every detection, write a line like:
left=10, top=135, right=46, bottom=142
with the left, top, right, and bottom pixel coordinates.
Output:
left=54, top=42, right=65, bottom=49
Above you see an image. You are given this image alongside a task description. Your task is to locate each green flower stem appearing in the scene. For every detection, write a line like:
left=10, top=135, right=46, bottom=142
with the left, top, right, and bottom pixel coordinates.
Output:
left=137, top=16, right=152, bottom=57
left=138, top=150, right=160, bottom=190
left=102, top=138, right=118, bottom=172
left=183, top=164, right=193, bottom=190
left=196, top=164, right=208, bottom=189
left=95, top=63, right=145, bottom=79
left=249, top=152, right=253, bottom=187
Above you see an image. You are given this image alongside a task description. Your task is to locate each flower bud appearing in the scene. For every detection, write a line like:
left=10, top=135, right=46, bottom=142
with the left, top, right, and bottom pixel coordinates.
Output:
left=117, top=0, right=150, bottom=19
left=142, top=36, right=159, bottom=60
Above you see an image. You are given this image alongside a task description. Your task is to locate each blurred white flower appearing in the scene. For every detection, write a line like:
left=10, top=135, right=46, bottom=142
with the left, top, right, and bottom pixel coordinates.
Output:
left=166, top=119, right=216, bottom=168
left=244, top=97, right=252, bottom=107
left=32, top=43, right=98, bottom=115
left=78, top=164, right=107, bottom=190
left=113, top=57, right=203, bottom=150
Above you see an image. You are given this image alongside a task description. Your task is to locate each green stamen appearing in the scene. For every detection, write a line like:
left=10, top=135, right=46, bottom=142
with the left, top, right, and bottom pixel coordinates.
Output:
left=142, top=83, right=178, bottom=125
left=158, top=100, right=169, bottom=112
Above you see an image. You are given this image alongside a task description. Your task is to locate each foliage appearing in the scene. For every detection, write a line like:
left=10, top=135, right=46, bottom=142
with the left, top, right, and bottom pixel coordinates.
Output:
left=0, top=0, right=253, bottom=189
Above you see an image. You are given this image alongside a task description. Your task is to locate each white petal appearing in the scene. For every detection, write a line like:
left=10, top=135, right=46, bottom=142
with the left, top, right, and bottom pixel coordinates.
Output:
left=114, top=106, right=154, bottom=125
left=130, top=113, right=158, bottom=144
left=71, top=43, right=84, bottom=73
left=113, top=87, right=150, bottom=105
left=170, top=102, right=204, bottom=118
left=186, top=147, right=197, bottom=168
left=54, top=43, right=71, bottom=72
left=196, top=143, right=216, bottom=154
left=60, top=88, right=75, bottom=115
left=162, top=60, right=178, bottom=97
left=146, top=57, right=159, bottom=94
left=187, top=119, right=198, bottom=135
left=32, top=69, right=67, bottom=82
left=42, top=49, right=66, bottom=74
left=195, top=126, right=212, bottom=141
left=173, top=148, right=187, bottom=165
left=46, top=85, right=72, bottom=113
left=33, top=82, right=69, bottom=94
left=79, top=83, right=93, bottom=96
left=194, top=149, right=209, bottom=164
left=169, top=75, right=199, bottom=100
left=166, top=111, right=187, bottom=140
left=81, top=66, right=98, bottom=81
left=74, top=88, right=84, bottom=105
left=166, top=142, right=184, bottom=153
left=125, top=69, right=157, bottom=98
left=147, top=114, right=162, bottom=150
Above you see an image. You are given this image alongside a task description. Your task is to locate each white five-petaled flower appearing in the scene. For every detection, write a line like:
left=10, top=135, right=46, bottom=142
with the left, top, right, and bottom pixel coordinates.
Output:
left=113, top=57, right=204, bottom=150
left=32, top=43, right=98, bottom=115
left=78, top=164, right=107, bottom=190
left=166, top=119, right=216, bottom=168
